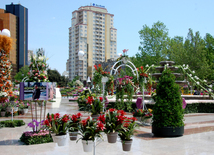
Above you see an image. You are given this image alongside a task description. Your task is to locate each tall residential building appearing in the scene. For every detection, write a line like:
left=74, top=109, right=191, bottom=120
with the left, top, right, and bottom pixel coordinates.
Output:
left=6, top=3, right=28, bottom=70
left=0, top=8, right=17, bottom=77
left=68, top=4, right=117, bottom=81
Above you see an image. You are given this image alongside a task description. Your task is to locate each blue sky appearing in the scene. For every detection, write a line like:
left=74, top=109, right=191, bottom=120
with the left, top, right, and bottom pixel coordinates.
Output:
left=1, top=0, right=214, bottom=74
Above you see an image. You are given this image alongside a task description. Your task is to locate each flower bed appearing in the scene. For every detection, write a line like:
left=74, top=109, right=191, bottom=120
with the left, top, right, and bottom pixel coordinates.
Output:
left=20, top=130, right=53, bottom=145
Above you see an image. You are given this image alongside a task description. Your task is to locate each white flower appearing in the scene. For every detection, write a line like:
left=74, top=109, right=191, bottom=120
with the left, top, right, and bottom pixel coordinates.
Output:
left=183, top=64, right=185, bottom=67
left=146, top=64, right=149, bottom=67
left=196, top=82, right=200, bottom=85
left=152, top=64, right=154, bottom=67
left=189, top=74, right=192, bottom=77
left=192, top=70, right=195, bottom=74
left=166, top=63, right=169, bottom=66
left=204, top=80, right=207, bottom=82
left=186, top=65, right=189, bottom=68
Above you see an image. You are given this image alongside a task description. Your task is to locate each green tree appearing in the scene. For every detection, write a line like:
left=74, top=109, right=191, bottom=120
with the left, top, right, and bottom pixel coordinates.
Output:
left=204, top=33, right=214, bottom=80
left=14, top=66, right=29, bottom=82
left=138, top=21, right=170, bottom=65
left=47, top=69, right=69, bottom=87
left=47, top=69, right=61, bottom=83
left=183, top=29, right=208, bottom=79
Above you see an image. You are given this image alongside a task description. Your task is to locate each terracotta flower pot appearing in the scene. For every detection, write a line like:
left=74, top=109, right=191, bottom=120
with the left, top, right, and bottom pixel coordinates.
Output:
left=107, top=132, right=118, bottom=143
left=122, top=139, right=133, bottom=151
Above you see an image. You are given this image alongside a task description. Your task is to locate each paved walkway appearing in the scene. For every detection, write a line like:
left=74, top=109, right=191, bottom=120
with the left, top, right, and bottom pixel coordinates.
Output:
left=0, top=89, right=214, bottom=155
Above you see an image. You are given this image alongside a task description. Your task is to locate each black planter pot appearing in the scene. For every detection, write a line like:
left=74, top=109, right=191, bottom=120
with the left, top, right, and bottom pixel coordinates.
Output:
left=152, top=125, right=184, bottom=137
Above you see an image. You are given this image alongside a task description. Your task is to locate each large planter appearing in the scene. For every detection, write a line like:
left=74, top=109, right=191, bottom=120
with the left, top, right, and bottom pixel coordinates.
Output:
left=69, top=131, right=78, bottom=141
left=1, top=111, right=6, bottom=117
left=82, top=140, right=94, bottom=152
left=52, top=134, right=67, bottom=146
left=152, top=126, right=184, bottom=137
left=107, top=132, right=118, bottom=143
left=122, top=139, right=133, bottom=151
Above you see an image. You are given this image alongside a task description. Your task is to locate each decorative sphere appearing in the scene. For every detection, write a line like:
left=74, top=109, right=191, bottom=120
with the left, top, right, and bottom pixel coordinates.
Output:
left=78, top=51, right=85, bottom=58
left=1, top=29, right=11, bottom=37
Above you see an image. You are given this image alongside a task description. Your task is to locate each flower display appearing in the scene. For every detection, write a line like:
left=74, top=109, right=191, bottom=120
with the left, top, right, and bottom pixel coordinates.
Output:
left=43, top=113, right=70, bottom=135
left=78, top=116, right=104, bottom=141
left=68, top=112, right=82, bottom=132
left=28, top=55, right=49, bottom=82
left=0, top=34, right=13, bottom=103
left=133, top=108, right=152, bottom=120
left=103, top=108, right=126, bottom=134
left=118, top=117, right=138, bottom=141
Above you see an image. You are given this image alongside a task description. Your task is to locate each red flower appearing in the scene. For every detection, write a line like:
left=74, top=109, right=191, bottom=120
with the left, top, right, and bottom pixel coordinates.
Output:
left=130, top=117, right=137, bottom=122
left=76, top=112, right=83, bottom=118
left=117, top=110, right=126, bottom=116
left=81, top=119, right=87, bottom=127
left=123, top=122, right=130, bottom=128
left=99, top=97, right=103, bottom=102
left=54, top=113, right=60, bottom=120
left=98, top=114, right=105, bottom=123
left=97, top=121, right=105, bottom=131
left=71, top=114, right=78, bottom=122
left=43, top=120, right=50, bottom=126
left=116, top=115, right=125, bottom=124
left=94, top=65, right=97, bottom=70
left=86, top=96, right=94, bottom=105
left=62, top=115, right=69, bottom=123
left=140, top=66, right=144, bottom=71
left=98, top=64, right=101, bottom=68
left=109, top=108, right=115, bottom=113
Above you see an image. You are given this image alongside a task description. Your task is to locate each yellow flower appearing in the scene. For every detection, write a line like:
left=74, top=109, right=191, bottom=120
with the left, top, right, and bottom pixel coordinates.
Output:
left=148, top=108, right=152, bottom=113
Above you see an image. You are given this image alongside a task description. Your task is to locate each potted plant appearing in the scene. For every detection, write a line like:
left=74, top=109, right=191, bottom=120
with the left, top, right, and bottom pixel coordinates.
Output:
left=152, top=68, right=184, bottom=137
left=0, top=102, right=8, bottom=117
left=118, top=117, right=138, bottom=151
left=23, top=101, right=30, bottom=114
left=141, top=108, right=153, bottom=124
left=68, top=112, right=82, bottom=140
left=43, top=113, right=70, bottom=146
left=132, top=109, right=144, bottom=122
left=102, top=108, right=126, bottom=143
left=18, top=102, right=26, bottom=115
left=81, top=92, right=103, bottom=119
left=77, top=116, right=105, bottom=152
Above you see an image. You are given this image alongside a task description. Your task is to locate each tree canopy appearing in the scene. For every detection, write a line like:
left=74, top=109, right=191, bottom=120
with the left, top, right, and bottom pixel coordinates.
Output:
left=135, top=21, right=214, bottom=82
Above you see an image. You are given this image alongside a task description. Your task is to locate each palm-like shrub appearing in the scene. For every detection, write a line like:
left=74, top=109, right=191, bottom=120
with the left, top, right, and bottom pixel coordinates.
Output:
left=152, top=69, right=184, bottom=128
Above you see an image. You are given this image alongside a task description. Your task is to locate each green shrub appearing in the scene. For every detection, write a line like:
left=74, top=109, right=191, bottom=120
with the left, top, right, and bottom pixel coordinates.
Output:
left=0, top=120, right=25, bottom=127
left=152, top=69, right=184, bottom=128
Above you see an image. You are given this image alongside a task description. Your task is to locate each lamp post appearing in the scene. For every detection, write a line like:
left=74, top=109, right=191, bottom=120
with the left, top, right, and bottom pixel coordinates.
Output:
left=78, top=50, right=85, bottom=83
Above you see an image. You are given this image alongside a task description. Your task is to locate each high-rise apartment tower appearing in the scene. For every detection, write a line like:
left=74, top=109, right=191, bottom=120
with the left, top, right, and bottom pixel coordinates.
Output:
left=68, top=4, right=117, bottom=81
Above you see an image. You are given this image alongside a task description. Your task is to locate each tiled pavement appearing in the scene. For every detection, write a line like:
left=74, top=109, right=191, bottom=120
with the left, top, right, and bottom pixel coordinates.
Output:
left=0, top=89, right=214, bottom=155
